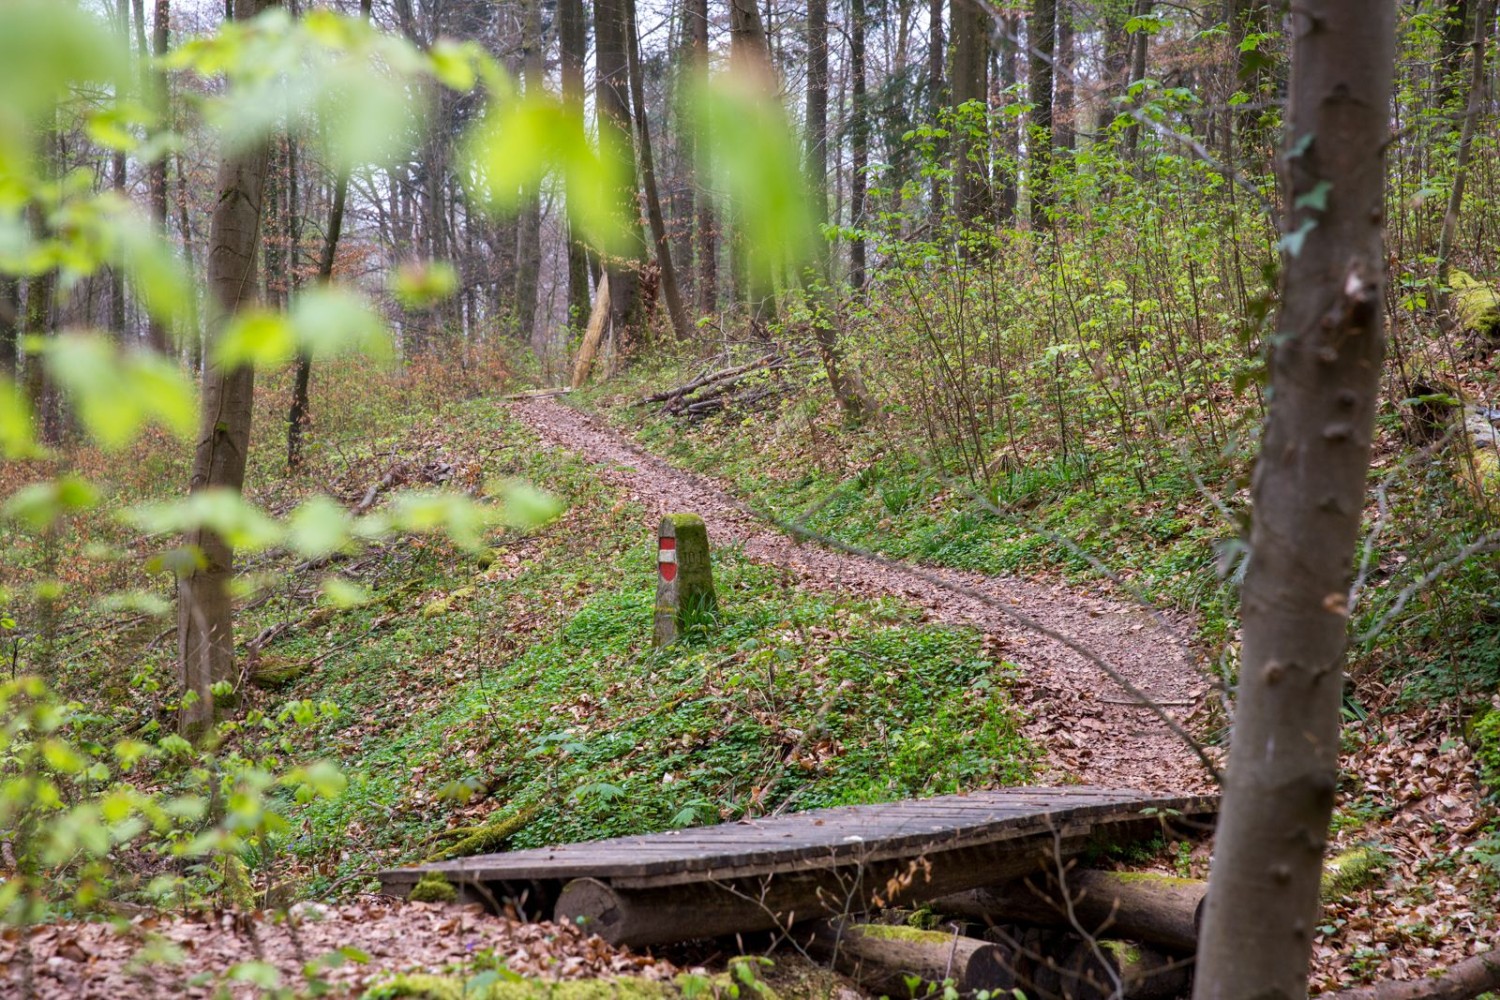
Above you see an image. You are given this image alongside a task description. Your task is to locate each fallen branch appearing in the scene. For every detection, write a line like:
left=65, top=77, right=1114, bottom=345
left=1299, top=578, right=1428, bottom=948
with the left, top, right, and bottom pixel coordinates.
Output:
left=1323, top=948, right=1500, bottom=1000
left=640, top=352, right=780, bottom=404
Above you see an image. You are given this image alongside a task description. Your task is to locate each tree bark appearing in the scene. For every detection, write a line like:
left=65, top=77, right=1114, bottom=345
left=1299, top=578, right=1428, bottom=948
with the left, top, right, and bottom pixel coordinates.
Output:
left=926, top=0, right=944, bottom=215
left=728, top=0, right=779, bottom=334
left=1436, top=0, right=1494, bottom=290
left=688, top=0, right=716, bottom=316
left=626, top=0, right=693, bottom=341
left=559, top=0, right=594, bottom=332
left=144, top=0, right=172, bottom=354
left=595, top=0, right=647, bottom=342
left=111, top=0, right=131, bottom=340
left=178, top=0, right=278, bottom=740
left=1192, top=4, right=1395, bottom=999
left=849, top=0, right=869, bottom=287
left=1027, top=0, right=1055, bottom=227
left=950, top=0, right=989, bottom=226
left=0, top=278, right=17, bottom=379
left=935, top=871, right=1207, bottom=954
left=514, top=0, right=546, bottom=344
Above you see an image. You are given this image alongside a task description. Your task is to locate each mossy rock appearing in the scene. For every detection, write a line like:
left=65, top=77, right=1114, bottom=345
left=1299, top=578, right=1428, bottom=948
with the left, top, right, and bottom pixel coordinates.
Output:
left=408, top=872, right=457, bottom=904
left=1321, top=846, right=1389, bottom=899
left=1452, top=269, right=1500, bottom=336
left=249, top=655, right=309, bottom=690
left=422, top=587, right=476, bottom=618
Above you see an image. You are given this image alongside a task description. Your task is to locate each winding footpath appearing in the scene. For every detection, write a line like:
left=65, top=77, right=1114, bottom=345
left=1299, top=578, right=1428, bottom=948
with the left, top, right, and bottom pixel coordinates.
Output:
left=513, top=396, right=1218, bottom=794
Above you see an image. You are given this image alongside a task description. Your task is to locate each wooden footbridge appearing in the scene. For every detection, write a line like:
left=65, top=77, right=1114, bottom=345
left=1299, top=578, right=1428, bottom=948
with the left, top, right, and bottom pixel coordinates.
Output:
left=379, top=787, right=1217, bottom=947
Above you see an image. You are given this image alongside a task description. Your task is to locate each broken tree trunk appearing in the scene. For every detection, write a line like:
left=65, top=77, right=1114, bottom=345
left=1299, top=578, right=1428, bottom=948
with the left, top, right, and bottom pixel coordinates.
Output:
left=936, top=870, right=1207, bottom=954
left=1322, top=946, right=1500, bottom=1000
left=570, top=281, right=612, bottom=389
left=1056, top=939, right=1192, bottom=1000
left=807, top=921, right=1014, bottom=998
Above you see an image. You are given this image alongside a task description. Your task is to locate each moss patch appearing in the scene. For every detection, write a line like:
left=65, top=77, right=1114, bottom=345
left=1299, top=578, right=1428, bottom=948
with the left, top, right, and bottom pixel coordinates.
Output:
left=407, top=872, right=457, bottom=903
left=363, top=973, right=765, bottom=1000
left=1322, top=847, right=1389, bottom=899
left=1470, top=709, right=1500, bottom=799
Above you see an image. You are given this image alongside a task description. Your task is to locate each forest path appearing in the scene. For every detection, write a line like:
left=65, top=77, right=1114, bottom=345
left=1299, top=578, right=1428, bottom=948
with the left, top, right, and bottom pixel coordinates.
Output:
left=512, top=396, right=1217, bottom=794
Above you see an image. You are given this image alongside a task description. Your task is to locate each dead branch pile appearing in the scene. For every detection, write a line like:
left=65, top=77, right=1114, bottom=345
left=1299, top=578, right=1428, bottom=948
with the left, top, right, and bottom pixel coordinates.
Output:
left=640, top=350, right=812, bottom=419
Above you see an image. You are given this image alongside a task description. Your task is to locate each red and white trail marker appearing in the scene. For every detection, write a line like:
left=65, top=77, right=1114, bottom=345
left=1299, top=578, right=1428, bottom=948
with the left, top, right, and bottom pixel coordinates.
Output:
left=658, top=536, right=678, bottom=582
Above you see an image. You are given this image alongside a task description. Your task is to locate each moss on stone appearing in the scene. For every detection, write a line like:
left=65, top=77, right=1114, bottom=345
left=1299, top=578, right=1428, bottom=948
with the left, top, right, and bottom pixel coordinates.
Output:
left=1452, top=269, right=1500, bottom=336
left=249, top=655, right=309, bottom=690
left=1099, top=940, right=1143, bottom=966
left=1470, top=709, right=1500, bottom=798
left=408, top=871, right=457, bottom=903
left=1321, top=846, right=1389, bottom=899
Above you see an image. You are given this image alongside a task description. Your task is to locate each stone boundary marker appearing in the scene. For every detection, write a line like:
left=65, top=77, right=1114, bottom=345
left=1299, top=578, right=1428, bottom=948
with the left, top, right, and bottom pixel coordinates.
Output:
left=653, top=513, right=716, bottom=646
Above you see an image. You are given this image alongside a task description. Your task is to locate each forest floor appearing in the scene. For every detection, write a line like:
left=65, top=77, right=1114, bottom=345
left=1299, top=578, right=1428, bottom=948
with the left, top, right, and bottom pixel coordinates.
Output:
left=510, top=395, right=1216, bottom=796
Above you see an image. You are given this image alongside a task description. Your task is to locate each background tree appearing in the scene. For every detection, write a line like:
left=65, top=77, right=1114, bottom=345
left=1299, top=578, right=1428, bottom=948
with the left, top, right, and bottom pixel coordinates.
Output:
left=177, top=0, right=278, bottom=739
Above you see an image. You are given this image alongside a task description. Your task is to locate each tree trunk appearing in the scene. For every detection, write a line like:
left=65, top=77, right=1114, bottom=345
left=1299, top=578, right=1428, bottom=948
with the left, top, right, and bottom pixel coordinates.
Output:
left=728, top=0, right=779, bottom=334
left=808, top=922, right=1014, bottom=998
left=111, top=0, right=130, bottom=340
left=1055, top=4, right=1074, bottom=153
left=1027, top=0, right=1055, bottom=227
left=1437, top=0, right=1495, bottom=290
left=626, top=0, right=693, bottom=341
left=0, top=278, right=17, bottom=378
left=514, top=0, right=546, bottom=344
left=850, top=0, right=869, bottom=285
left=178, top=0, right=278, bottom=741
left=595, top=0, right=647, bottom=342
left=926, top=0, right=944, bottom=215
left=1192, top=4, right=1395, bottom=999
left=807, top=0, right=829, bottom=214
left=1124, top=0, right=1150, bottom=157
left=950, top=0, right=989, bottom=225
left=559, top=0, right=594, bottom=334
left=689, top=0, right=716, bottom=316
left=1323, top=947, right=1500, bottom=1000
left=997, top=14, right=1019, bottom=221
left=145, top=0, right=172, bottom=354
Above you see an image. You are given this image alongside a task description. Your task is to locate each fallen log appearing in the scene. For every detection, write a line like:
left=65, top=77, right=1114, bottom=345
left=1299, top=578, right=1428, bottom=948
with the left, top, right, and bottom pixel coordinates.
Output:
left=1055, top=939, right=1191, bottom=1000
left=640, top=352, right=780, bottom=405
left=934, top=870, right=1207, bottom=954
left=1321, top=946, right=1500, bottom=1000
left=554, top=834, right=1092, bottom=947
left=807, top=921, right=1014, bottom=998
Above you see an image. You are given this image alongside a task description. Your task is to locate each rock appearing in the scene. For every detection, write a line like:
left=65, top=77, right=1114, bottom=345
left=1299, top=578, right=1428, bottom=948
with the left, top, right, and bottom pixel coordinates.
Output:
left=1451, top=269, right=1500, bottom=337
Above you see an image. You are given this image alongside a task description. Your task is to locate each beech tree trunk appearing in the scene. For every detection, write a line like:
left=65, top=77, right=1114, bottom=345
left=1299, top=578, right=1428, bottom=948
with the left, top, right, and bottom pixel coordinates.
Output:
left=514, top=0, right=546, bottom=343
left=950, top=0, right=989, bottom=225
left=1193, top=4, right=1395, bottom=998
left=595, top=0, right=647, bottom=340
left=145, top=0, right=172, bottom=354
left=626, top=0, right=693, bottom=341
left=728, top=0, right=779, bottom=334
left=178, top=0, right=277, bottom=740
left=926, top=0, right=944, bottom=215
left=1027, top=0, right=1055, bottom=227
left=849, top=0, right=869, bottom=287
left=0, top=278, right=17, bottom=378
left=688, top=0, right=716, bottom=316
left=559, top=0, right=593, bottom=332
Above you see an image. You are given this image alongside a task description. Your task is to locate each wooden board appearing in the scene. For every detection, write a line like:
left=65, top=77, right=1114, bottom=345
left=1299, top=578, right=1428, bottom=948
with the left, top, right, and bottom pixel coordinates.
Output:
left=379, top=787, right=1216, bottom=892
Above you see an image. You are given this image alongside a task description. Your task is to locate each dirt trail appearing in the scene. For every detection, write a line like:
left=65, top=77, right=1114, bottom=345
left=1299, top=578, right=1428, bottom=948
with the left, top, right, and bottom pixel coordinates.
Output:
left=512, top=396, right=1217, bottom=794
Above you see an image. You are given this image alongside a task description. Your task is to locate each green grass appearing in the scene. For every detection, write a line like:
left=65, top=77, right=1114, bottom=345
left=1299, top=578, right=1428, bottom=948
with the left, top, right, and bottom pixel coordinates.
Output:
left=217, top=398, right=1037, bottom=893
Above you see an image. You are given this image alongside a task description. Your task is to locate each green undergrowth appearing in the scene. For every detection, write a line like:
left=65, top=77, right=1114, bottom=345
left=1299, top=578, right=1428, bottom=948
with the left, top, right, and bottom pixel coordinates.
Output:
left=573, top=349, right=1500, bottom=707
left=574, top=355, right=1242, bottom=650
left=232, top=398, right=1035, bottom=894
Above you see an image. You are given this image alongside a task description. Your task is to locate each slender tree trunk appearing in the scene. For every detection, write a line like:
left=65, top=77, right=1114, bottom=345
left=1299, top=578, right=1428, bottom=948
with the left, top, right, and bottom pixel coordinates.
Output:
left=1437, top=0, right=1494, bottom=288
left=176, top=150, right=201, bottom=371
left=0, top=279, right=17, bottom=378
left=626, top=0, right=693, bottom=340
left=111, top=0, right=130, bottom=339
left=178, top=0, right=278, bottom=741
left=559, top=0, right=593, bottom=333
left=596, top=0, right=647, bottom=341
left=807, top=0, right=829, bottom=217
left=1027, top=0, right=1055, bottom=227
left=950, top=0, right=990, bottom=225
left=997, top=14, right=1019, bottom=220
left=1055, top=3, right=1074, bottom=152
left=729, top=0, right=779, bottom=334
left=1193, top=4, right=1395, bottom=999
left=926, top=0, right=944, bottom=215
left=145, top=0, right=172, bottom=354
left=850, top=0, right=868, bottom=286
left=688, top=0, right=716, bottom=316
left=514, top=0, right=546, bottom=343
left=23, top=263, right=57, bottom=445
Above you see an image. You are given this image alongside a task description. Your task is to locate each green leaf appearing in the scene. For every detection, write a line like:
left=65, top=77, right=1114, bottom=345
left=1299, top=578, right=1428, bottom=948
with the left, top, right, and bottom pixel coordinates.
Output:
left=287, top=496, right=353, bottom=559
left=488, top=479, right=565, bottom=530
left=1277, top=218, right=1317, bottom=258
left=215, top=309, right=296, bottom=368
left=429, top=40, right=480, bottom=92
left=385, top=490, right=498, bottom=551
left=291, top=286, right=392, bottom=361
left=40, top=335, right=197, bottom=449
left=0, top=378, right=43, bottom=460
left=391, top=261, right=459, bottom=310
left=3, top=475, right=100, bottom=531
left=319, top=577, right=370, bottom=608
left=124, top=489, right=285, bottom=552
left=684, top=71, right=816, bottom=287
